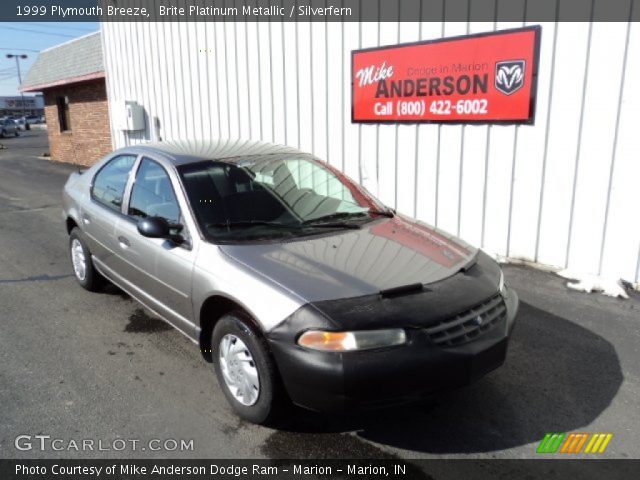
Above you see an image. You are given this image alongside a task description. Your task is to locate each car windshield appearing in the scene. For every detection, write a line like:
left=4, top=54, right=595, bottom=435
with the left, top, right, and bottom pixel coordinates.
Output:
left=178, top=155, right=391, bottom=242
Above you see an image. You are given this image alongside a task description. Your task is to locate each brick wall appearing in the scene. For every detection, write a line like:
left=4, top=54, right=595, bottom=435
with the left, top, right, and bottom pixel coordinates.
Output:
left=43, top=79, right=112, bottom=166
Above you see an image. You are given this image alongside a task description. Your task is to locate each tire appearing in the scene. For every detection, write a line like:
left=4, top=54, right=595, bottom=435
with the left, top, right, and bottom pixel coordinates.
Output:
left=69, top=227, right=104, bottom=292
left=0, top=130, right=5, bottom=138
left=14, top=130, right=19, bottom=137
left=212, top=312, right=286, bottom=424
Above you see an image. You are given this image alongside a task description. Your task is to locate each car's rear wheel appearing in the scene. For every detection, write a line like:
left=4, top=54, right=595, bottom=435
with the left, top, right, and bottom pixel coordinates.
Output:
left=212, top=312, right=285, bottom=424
left=14, top=130, right=19, bottom=137
left=69, top=227, right=104, bottom=291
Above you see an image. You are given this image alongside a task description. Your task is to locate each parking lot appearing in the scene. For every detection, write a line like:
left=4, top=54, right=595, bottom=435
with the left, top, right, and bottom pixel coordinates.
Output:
left=0, top=130, right=639, bottom=461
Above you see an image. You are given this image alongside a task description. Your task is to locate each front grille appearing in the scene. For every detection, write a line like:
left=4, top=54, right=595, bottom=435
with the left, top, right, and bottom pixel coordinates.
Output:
left=425, top=293, right=506, bottom=347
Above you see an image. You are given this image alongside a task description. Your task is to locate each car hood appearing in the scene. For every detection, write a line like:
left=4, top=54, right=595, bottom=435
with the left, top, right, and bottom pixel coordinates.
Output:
left=219, top=215, right=478, bottom=303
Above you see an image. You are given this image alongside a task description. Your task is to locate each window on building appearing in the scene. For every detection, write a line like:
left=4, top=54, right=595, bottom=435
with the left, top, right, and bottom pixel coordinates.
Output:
left=57, top=96, right=71, bottom=131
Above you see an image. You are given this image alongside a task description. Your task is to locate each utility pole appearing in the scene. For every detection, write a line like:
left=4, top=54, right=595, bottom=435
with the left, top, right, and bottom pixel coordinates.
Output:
left=6, top=54, right=28, bottom=118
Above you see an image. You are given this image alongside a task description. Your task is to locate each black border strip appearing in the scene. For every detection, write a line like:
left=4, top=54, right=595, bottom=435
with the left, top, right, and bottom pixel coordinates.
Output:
left=3, top=459, right=640, bottom=480
left=1, top=0, right=639, bottom=22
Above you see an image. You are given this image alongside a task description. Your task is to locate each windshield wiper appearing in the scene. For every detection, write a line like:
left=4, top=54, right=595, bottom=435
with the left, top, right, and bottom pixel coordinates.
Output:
left=369, top=209, right=395, bottom=218
left=302, top=209, right=394, bottom=226
left=207, top=219, right=361, bottom=231
left=302, top=212, right=367, bottom=225
left=303, top=222, right=361, bottom=230
left=206, top=220, right=294, bottom=229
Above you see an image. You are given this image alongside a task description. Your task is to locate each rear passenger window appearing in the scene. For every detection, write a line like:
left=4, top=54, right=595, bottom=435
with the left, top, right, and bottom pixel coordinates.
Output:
left=128, top=158, right=181, bottom=224
left=91, top=155, right=136, bottom=212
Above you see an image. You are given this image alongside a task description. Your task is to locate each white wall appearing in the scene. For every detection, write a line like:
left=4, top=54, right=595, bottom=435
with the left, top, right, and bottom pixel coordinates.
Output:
left=102, top=20, right=640, bottom=284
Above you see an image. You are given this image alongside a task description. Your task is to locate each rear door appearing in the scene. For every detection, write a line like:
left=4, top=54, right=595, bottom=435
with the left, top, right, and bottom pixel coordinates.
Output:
left=82, top=154, right=137, bottom=272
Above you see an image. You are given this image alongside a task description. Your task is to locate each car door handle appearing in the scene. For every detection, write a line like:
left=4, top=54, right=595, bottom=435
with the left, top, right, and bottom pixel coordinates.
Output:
left=117, top=236, right=131, bottom=248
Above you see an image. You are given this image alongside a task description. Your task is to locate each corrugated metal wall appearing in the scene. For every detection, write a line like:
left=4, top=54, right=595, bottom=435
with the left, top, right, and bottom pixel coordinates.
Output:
left=102, top=18, right=640, bottom=283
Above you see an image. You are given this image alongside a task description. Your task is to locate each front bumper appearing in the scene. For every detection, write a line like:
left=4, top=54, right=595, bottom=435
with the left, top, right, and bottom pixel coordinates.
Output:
left=267, top=286, right=518, bottom=412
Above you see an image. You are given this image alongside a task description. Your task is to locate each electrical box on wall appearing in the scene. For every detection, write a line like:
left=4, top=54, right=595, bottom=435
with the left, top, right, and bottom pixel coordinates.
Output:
left=116, top=100, right=144, bottom=131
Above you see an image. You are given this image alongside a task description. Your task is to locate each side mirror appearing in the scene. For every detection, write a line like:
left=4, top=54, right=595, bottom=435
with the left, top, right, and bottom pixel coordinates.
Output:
left=137, top=216, right=171, bottom=238
left=137, top=217, right=186, bottom=245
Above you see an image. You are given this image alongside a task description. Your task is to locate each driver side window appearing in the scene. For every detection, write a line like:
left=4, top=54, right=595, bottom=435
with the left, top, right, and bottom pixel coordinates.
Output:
left=128, top=158, right=181, bottom=225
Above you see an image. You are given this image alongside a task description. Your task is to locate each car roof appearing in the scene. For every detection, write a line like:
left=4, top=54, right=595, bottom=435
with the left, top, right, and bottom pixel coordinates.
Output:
left=119, top=139, right=308, bottom=166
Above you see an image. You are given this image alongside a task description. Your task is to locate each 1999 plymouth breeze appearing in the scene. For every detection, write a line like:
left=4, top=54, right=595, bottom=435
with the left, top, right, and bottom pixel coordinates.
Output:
left=62, top=139, right=518, bottom=424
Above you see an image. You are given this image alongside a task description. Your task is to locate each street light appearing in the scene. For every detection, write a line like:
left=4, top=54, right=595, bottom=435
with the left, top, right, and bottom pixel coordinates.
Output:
left=6, top=54, right=28, bottom=119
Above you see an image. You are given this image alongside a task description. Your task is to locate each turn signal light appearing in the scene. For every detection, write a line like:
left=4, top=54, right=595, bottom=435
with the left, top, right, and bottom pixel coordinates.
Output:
left=298, top=329, right=406, bottom=351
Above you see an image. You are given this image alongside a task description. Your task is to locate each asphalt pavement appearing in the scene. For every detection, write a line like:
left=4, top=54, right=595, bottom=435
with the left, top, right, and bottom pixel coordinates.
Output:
left=1, top=130, right=639, bottom=462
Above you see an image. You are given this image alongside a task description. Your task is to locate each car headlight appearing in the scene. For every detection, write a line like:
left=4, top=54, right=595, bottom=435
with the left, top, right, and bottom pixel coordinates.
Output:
left=298, top=329, right=406, bottom=351
left=499, top=270, right=505, bottom=293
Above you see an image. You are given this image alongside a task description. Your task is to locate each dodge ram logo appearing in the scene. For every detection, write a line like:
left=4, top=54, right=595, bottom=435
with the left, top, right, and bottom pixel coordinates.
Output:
left=495, top=60, right=525, bottom=95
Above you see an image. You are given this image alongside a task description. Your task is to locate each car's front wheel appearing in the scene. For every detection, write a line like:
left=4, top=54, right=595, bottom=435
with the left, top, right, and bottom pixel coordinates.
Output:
left=14, top=130, right=19, bottom=137
left=69, top=227, right=104, bottom=291
left=212, top=312, right=285, bottom=424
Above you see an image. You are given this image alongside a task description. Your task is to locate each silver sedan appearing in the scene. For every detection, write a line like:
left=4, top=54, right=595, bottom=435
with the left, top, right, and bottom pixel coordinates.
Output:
left=63, top=139, right=518, bottom=424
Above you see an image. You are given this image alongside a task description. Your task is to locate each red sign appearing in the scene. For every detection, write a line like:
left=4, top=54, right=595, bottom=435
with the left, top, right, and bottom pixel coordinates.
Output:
left=352, top=26, right=540, bottom=125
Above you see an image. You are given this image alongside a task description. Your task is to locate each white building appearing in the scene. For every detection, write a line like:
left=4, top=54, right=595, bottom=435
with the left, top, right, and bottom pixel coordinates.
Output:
left=101, top=20, right=640, bottom=286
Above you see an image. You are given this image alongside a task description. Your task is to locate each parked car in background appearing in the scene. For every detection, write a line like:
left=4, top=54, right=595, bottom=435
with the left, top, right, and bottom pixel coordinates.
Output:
left=13, top=118, right=26, bottom=130
left=62, top=139, right=519, bottom=424
left=0, top=118, right=20, bottom=137
left=24, top=115, right=40, bottom=125
left=39, top=115, right=46, bottom=124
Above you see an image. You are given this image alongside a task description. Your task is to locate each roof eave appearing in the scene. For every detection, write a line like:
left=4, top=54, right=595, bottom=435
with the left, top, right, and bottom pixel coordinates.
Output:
left=20, top=70, right=105, bottom=93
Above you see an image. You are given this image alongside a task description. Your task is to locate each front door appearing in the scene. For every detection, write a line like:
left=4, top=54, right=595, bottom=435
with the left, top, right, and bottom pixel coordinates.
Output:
left=113, top=157, right=197, bottom=336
